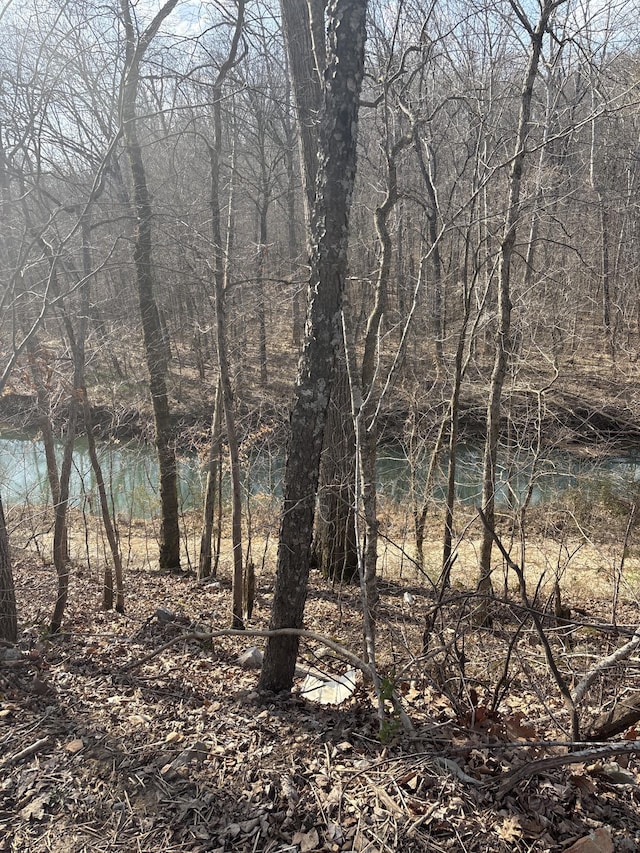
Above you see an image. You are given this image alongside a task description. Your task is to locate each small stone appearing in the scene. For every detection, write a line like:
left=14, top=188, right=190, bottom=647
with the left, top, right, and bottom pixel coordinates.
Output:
left=0, top=647, right=22, bottom=662
left=155, top=608, right=176, bottom=622
left=237, top=647, right=263, bottom=668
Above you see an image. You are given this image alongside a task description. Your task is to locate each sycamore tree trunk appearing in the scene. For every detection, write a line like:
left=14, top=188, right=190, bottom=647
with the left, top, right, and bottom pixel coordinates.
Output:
left=477, top=0, right=562, bottom=618
left=259, top=0, right=368, bottom=694
left=119, top=0, right=181, bottom=573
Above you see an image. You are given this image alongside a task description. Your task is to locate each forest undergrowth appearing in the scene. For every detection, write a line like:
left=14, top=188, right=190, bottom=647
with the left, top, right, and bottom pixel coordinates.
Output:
left=2, top=502, right=640, bottom=853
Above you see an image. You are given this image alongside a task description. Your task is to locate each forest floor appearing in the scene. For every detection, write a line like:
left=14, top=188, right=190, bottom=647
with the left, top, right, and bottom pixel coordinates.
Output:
left=2, top=517, right=640, bottom=853
left=2, top=337, right=640, bottom=851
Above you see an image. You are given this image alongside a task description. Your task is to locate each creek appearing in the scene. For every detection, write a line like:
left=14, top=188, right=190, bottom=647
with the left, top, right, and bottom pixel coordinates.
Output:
left=1, top=428, right=639, bottom=518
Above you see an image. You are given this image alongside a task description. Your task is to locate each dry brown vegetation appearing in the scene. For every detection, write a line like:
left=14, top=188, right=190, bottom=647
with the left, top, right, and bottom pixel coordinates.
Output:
left=2, top=492, right=640, bottom=853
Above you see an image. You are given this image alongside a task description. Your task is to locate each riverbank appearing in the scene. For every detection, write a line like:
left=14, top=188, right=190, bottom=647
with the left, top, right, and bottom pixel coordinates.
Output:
left=2, top=381, right=640, bottom=458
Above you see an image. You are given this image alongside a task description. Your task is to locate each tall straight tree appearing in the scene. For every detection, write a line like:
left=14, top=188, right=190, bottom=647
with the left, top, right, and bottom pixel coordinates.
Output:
left=119, top=0, right=181, bottom=571
left=477, top=0, right=567, bottom=617
left=279, top=0, right=358, bottom=583
left=259, top=0, right=369, bottom=693
left=206, top=2, right=247, bottom=627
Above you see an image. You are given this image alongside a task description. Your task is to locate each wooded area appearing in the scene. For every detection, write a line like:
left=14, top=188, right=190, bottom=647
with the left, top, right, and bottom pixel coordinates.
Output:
left=2, top=0, right=640, bottom=850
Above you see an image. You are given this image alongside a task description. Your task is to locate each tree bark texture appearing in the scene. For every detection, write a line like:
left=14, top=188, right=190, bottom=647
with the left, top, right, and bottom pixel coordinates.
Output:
left=279, top=0, right=323, bottom=219
left=286, top=0, right=359, bottom=588
left=0, top=492, right=17, bottom=644
left=259, top=0, right=368, bottom=693
left=120, top=0, right=181, bottom=572
left=314, top=356, right=358, bottom=583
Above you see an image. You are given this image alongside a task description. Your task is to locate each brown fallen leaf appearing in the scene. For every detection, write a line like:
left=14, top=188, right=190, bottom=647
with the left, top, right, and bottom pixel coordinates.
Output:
left=505, top=712, right=537, bottom=740
left=570, top=772, right=597, bottom=795
left=20, top=793, right=50, bottom=821
left=292, top=828, right=319, bottom=852
left=564, top=827, right=614, bottom=853
left=495, top=815, right=523, bottom=842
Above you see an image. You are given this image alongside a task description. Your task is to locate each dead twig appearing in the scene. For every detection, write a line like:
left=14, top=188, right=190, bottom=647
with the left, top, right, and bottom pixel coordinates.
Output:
left=496, top=739, right=640, bottom=797
left=0, top=736, right=51, bottom=768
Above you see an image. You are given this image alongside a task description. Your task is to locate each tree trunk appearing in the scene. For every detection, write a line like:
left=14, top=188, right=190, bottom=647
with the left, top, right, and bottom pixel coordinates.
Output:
left=279, top=0, right=323, bottom=220
left=27, top=343, right=62, bottom=516
left=198, top=380, right=223, bottom=580
left=49, top=389, right=79, bottom=634
left=77, top=214, right=125, bottom=612
left=353, top=137, right=405, bottom=641
left=314, top=355, right=358, bottom=583
left=206, top=3, right=246, bottom=627
left=283, top=92, right=303, bottom=347
left=287, top=0, right=360, bottom=587
left=119, top=0, right=181, bottom=573
left=82, top=389, right=125, bottom=612
left=259, top=0, right=368, bottom=694
left=256, top=204, right=268, bottom=386
left=477, top=1, right=557, bottom=617
left=0, top=492, right=17, bottom=644
left=414, top=138, right=445, bottom=373
left=211, top=136, right=244, bottom=629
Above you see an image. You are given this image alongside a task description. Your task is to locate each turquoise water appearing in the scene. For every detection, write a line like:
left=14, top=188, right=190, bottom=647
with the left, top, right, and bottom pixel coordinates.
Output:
left=0, top=431, right=203, bottom=518
left=1, top=429, right=639, bottom=518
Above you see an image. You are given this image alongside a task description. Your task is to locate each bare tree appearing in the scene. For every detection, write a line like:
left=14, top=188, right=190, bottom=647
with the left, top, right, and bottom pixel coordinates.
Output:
left=119, top=0, right=182, bottom=572
left=205, top=2, right=247, bottom=626
left=259, top=0, right=369, bottom=693
left=477, top=0, right=567, bottom=620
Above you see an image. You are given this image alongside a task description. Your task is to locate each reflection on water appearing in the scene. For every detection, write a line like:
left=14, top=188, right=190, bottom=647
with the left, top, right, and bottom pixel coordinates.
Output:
left=1, top=429, right=639, bottom=518
left=378, top=444, right=640, bottom=508
left=0, top=431, right=203, bottom=518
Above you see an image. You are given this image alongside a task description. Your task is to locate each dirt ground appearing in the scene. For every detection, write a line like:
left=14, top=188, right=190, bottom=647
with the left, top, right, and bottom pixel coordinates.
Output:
left=2, top=505, right=640, bottom=853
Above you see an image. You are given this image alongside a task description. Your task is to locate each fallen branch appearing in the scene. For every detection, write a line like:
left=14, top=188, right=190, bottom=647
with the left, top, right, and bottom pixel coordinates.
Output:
left=496, top=740, right=640, bottom=797
left=122, top=626, right=414, bottom=733
left=0, top=736, right=51, bottom=769
left=572, top=625, right=640, bottom=706
left=588, top=691, right=640, bottom=741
